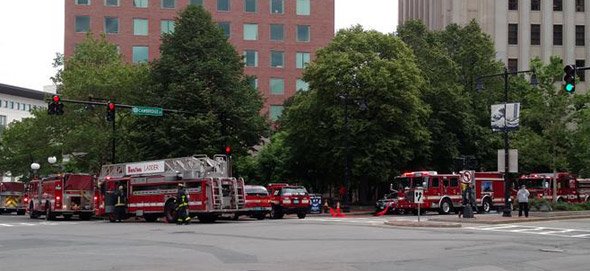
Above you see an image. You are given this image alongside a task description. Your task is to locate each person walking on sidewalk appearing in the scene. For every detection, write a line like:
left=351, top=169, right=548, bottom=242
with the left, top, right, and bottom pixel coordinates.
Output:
left=517, top=185, right=530, bottom=218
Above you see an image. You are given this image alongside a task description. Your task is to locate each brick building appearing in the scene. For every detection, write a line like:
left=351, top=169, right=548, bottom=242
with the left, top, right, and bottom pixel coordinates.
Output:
left=64, top=0, right=335, bottom=119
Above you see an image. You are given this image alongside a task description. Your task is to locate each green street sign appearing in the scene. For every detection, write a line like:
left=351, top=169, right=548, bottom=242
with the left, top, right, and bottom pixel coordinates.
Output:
left=132, top=106, right=163, bottom=117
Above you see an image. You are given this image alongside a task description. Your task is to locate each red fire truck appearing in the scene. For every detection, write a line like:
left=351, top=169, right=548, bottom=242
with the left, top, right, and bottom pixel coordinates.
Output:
left=267, top=183, right=310, bottom=219
left=389, top=171, right=508, bottom=215
left=97, top=155, right=245, bottom=223
left=233, top=185, right=271, bottom=220
left=0, top=181, right=26, bottom=215
left=28, top=174, right=96, bottom=220
left=518, top=172, right=590, bottom=203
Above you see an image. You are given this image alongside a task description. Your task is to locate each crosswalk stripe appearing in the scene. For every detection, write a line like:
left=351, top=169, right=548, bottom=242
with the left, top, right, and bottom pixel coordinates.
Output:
left=0, top=223, right=14, bottom=227
left=571, top=234, right=590, bottom=238
left=18, top=223, right=36, bottom=226
left=538, top=229, right=575, bottom=235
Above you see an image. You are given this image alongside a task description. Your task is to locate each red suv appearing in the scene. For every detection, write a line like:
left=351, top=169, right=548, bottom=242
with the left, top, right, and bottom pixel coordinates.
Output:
left=267, top=183, right=310, bottom=219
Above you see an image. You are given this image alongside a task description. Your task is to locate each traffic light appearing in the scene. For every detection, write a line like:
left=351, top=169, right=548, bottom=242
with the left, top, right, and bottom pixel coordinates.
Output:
left=48, top=95, right=64, bottom=115
left=225, top=145, right=231, bottom=155
left=564, top=64, right=576, bottom=94
left=106, top=102, right=116, bottom=122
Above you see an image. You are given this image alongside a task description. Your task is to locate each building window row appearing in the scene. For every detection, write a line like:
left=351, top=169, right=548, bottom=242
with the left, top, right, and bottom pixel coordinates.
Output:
left=243, top=51, right=310, bottom=69
left=0, top=99, right=37, bottom=112
left=76, top=17, right=311, bottom=43
left=74, top=0, right=311, bottom=15
left=507, top=23, right=585, bottom=46
left=508, top=0, right=584, bottom=12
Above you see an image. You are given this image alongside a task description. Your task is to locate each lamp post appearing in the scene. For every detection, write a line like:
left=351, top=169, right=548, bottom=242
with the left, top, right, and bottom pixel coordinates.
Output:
left=477, top=67, right=537, bottom=217
left=30, top=163, right=40, bottom=180
left=338, top=93, right=367, bottom=212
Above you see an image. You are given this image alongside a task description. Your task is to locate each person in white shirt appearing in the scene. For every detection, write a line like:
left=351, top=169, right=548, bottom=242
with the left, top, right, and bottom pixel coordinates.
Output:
left=517, top=185, right=530, bottom=218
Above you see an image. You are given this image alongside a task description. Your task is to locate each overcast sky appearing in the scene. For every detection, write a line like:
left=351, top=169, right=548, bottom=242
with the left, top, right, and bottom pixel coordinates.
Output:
left=0, top=0, right=398, bottom=91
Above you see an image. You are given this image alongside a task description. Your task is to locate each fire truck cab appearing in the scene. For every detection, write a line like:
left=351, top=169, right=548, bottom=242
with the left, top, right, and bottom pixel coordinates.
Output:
left=28, top=174, right=95, bottom=220
left=267, top=183, right=310, bottom=219
left=0, top=181, right=26, bottom=215
left=518, top=172, right=585, bottom=203
left=97, top=155, right=245, bottom=223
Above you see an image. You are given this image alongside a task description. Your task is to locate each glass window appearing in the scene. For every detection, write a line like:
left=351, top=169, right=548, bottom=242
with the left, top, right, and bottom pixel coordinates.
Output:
left=244, top=50, right=258, bottom=67
left=161, top=20, right=175, bottom=34
left=508, top=24, right=517, bottom=45
left=134, top=0, right=149, bottom=8
left=270, top=105, right=284, bottom=121
left=271, top=51, right=284, bottom=68
left=75, top=16, right=90, bottom=32
left=508, top=0, right=518, bottom=10
left=576, top=25, right=585, bottom=46
left=577, top=0, right=585, bottom=11
left=553, top=24, right=563, bottom=45
left=297, top=25, right=310, bottom=42
left=0, top=115, right=6, bottom=135
left=243, top=23, right=258, bottom=40
left=270, top=24, right=284, bottom=41
left=162, top=0, right=175, bottom=8
left=296, top=0, right=310, bottom=15
left=190, top=0, right=203, bottom=5
left=270, top=78, right=284, bottom=94
left=249, top=78, right=258, bottom=89
left=105, top=0, right=119, bottom=6
left=245, top=0, right=257, bottom=12
left=134, top=19, right=148, bottom=36
left=76, top=0, right=91, bottom=5
left=296, top=52, right=310, bottom=69
left=576, top=60, right=586, bottom=81
left=508, top=58, right=518, bottom=73
left=531, top=0, right=540, bottom=10
left=296, top=79, right=309, bottom=91
left=218, top=22, right=230, bottom=38
left=217, top=0, right=230, bottom=11
left=9, top=101, right=14, bottom=109
left=271, top=0, right=284, bottom=14
left=104, top=17, right=119, bottom=34
left=531, top=24, right=540, bottom=45
left=132, top=46, right=149, bottom=63
left=553, top=0, right=562, bottom=11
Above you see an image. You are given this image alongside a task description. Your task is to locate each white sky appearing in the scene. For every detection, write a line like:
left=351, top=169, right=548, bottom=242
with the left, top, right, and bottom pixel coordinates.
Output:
left=0, top=0, right=398, bottom=91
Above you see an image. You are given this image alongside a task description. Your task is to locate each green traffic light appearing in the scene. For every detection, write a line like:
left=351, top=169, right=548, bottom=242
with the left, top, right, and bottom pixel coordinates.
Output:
left=565, top=83, right=574, bottom=92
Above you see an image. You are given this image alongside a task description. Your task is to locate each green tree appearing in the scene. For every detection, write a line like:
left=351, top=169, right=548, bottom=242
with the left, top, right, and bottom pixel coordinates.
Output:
left=131, top=6, right=267, bottom=159
left=281, top=26, right=431, bottom=203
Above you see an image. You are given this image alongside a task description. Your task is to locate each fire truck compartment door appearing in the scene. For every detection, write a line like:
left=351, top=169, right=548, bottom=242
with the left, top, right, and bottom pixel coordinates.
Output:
left=104, top=193, right=116, bottom=213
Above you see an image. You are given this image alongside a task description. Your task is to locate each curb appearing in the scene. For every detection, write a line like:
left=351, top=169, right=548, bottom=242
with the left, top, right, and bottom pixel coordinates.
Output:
left=383, top=220, right=462, bottom=228
left=429, top=214, right=590, bottom=225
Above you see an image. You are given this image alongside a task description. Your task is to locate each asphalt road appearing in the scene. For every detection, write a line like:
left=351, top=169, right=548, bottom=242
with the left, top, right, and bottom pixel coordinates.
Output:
left=1, top=213, right=589, bottom=271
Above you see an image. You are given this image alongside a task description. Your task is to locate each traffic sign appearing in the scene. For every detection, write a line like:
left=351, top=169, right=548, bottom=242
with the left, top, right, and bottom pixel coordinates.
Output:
left=132, top=106, right=163, bottom=116
left=414, top=189, right=424, bottom=204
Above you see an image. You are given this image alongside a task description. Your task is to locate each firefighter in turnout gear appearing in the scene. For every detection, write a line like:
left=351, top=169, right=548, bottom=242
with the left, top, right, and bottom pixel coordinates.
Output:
left=114, top=185, right=127, bottom=222
left=176, top=183, right=190, bottom=225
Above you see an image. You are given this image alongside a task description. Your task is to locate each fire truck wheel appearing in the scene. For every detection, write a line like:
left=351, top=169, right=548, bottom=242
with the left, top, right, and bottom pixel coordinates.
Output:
left=144, top=215, right=158, bottom=222
left=164, top=200, right=177, bottom=223
left=17, top=210, right=25, bottom=216
left=255, top=214, right=266, bottom=220
left=297, top=212, right=306, bottom=219
left=481, top=198, right=492, bottom=213
left=108, top=213, right=116, bottom=223
left=232, top=214, right=240, bottom=221
left=80, top=213, right=92, bottom=221
left=63, top=214, right=72, bottom=220
left=29, top=203, right=38, bottom=219
left=438, top=199, right=452, bottom=215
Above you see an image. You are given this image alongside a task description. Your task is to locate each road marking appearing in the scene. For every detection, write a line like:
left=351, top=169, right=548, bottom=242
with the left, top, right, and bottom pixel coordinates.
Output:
left=465, top=224, right=590, bottom=239
left=538, top=229, right=574, bottom=235
left=0, top=223, right=14, bottom=227
left=18, top=223, right=36, bottom=226
left=571, top=234, right=590, bottom=238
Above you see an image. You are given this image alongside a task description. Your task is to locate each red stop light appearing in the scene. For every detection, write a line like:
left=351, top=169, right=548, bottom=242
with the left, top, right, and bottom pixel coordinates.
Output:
left=225, top=146, right=231, bottom=155
left=107, top=102, right=116, bottom=111
left=52, top=95, right=60, bottom=103
left=106, top=102, right=116, bottom=122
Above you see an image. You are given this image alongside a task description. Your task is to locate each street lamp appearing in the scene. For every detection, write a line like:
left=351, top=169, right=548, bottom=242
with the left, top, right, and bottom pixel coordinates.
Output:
left=48, top=156, right=57, bottom=165
left=338, top=93, right=367, bottom=212
left=30, top=163, right=40, bottom=180
left=477, top=67, right=538, bottom=217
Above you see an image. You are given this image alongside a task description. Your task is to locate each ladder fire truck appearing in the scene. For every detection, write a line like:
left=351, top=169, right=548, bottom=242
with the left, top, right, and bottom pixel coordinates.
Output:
left=389, top=171, right=508, bottom=215
left=518, top=172, right=590, bottom=203
left=97, top=154, right=245, bottom=223
left=0, top=181, right=26, bottom=215
left=28, top=174, right=96, bottom=220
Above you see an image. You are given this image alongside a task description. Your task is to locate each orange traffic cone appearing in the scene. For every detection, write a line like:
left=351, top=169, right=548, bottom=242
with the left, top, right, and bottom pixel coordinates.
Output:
left=334, top=202, right=346, bottom=217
